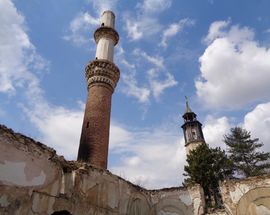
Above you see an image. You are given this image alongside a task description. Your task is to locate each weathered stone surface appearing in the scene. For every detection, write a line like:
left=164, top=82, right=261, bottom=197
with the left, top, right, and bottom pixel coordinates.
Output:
left=0, top=125, right=204, bottom=215
left=220, top=176, right=270, bottom=215
left=2, top=125, right=270, bottom=215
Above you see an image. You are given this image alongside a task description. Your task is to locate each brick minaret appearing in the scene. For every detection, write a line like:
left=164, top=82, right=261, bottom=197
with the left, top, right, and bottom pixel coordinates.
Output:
left=77, top=11, right=120, bottom=169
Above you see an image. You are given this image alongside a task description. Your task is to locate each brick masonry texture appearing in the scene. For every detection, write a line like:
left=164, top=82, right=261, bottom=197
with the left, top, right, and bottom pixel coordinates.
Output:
left=77, top=83, right=112, bottom=168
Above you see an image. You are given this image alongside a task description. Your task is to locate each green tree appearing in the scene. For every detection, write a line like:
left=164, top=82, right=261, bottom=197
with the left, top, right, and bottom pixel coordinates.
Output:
left=224, top=127, right=270, bottom=177
left=183, top=144, right=233, bottom=209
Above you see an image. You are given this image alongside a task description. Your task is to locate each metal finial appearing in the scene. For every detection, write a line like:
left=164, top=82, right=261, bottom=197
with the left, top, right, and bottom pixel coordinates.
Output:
left=185, top=96, right=192, bottom=113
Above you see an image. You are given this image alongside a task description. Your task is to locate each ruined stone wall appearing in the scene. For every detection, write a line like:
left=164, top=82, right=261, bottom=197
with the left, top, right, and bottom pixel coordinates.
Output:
left=219, top=175, right=270, bottom=215
left=0, top=125, right=204, bottom=215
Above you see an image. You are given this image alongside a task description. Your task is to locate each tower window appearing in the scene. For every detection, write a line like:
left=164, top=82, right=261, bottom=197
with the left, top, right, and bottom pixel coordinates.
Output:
left=192, top=131, right=197, bottom=139
left=86, top=122, right=89, bottom=128
left=101, top=23, right=104, bottom=26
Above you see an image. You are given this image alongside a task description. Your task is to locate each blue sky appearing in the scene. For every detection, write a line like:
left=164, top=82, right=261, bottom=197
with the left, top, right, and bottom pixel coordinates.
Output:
left=1, top=0, right=270, bottom=189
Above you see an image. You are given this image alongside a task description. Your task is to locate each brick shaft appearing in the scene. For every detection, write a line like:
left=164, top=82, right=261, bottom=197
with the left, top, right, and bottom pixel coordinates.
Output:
left=77, top=84, right=112, bottom=168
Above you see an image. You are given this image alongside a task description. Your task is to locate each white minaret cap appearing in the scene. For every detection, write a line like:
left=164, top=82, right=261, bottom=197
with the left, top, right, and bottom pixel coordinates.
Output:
left=95, top=10, right=118, bottom=62
left=101, top=10, right=115, bottom=28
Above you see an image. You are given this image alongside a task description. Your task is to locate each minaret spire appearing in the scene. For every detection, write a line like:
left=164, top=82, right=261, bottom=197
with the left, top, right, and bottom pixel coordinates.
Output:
left=77, top=11, right=120, bottom=169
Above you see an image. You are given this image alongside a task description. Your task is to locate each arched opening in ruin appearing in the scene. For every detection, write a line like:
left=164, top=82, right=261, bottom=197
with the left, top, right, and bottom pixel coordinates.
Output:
left=236, top=187, right=270, bottom=215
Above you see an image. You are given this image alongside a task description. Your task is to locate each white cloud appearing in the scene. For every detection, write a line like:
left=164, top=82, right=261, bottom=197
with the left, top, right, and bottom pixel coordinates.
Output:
left=110, top=125, right=185, bottom=189
left=25, top=104, right=84, bottom=159
left=244, top=102, right=270, bottom=153
left=64, top=0, right=119, bottom=45
left=148, top=69, right=177, bottom=99
left=124, top=0, right=173, bottom=41
left=137, top=0, right=172, bottom=13
left=90, top=0, right=118, bottom=16
left=0, top=0, right=48, bottom=94
left=0, top=0, right=82, bottom=160
left=109, top=123, right=133, bottom=150
left=203, top=116, right=231, bottom=149
left=125, top=19, right=143, bottom=40
left=115, top=46, right=151, bottom=103
left=133, top=49, right=177, bottom=99
left=204, top=20, right=230, bottom=44
left=124, top=16, right=162, bottom=41
left=133, top=49, right=164, bottom=69
left=160, top=18, right=195, bottom=47
left=121, top=72, right=151, bottom=103
left=196, top=22, right=270, bottom=109
left=63, top=12, right=99, bottom=46
left=119, top=49, right=177, bottom=101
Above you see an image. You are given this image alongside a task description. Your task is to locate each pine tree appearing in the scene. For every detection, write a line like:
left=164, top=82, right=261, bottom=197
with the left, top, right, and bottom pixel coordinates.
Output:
left=183, top=144, right=233, bottom=209
left=224, top=127, right=270, bottom=177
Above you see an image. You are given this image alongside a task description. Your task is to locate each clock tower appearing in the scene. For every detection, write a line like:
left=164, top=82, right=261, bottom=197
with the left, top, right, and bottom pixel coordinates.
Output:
left=181, top=98, right=205, bottom=155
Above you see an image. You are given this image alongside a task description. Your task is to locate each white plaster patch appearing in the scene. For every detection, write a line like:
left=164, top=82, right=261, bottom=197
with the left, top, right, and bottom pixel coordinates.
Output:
left=179, top=194, right=192, bottom=206
left=229, top=184, right=250, bottom=204
left=161, top=194, right=166, bottom=198
left=0, top=161, right=46, bottom=186
left=0, top=195, right=10, bottom=207
left=265, top=179, right=270, bottom=185
left=193, top=197, right=201, bottom=215
left=256, top=205, right=270, bottom=215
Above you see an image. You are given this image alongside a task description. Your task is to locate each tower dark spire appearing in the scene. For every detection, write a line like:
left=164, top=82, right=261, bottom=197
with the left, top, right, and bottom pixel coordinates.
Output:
left=185, top=96, right=193, bottom=113
left=181, top=98, right=205, bottom=155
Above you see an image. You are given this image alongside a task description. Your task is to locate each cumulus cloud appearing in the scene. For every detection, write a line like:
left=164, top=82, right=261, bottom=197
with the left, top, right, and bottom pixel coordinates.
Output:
left=24, top=104, right=84, bottom=159
left=0, top=0, right=82, bottom=160
left=244, top=102, right=270, bottom=153
left=0, top=0, right=48, bottom=94
left=110, top=126, right=185, bottom=189
left=203, top=116, right=231, bottom=149
left=160, top=18, right=195, bottom=47
left=203, top=20, right=230, bottom=44
left=196, top=21, right=270, bottom=109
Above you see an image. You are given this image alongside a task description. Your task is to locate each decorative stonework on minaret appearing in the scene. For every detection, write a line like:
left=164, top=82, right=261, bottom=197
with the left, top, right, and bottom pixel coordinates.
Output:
left=181, top=98, right=205, bottom=156
left=77, top=11, right=120, bottom=169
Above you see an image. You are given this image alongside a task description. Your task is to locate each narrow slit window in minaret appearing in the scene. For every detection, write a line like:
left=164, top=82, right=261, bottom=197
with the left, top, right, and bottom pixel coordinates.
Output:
left=86, top=122, right=89, bottom=128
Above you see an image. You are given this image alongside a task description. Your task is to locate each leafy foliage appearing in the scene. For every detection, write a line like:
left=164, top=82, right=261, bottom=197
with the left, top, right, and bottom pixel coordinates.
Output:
left=184, top=143, right=233, bottom=209
left=224, top=127, right=270, bottom=177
